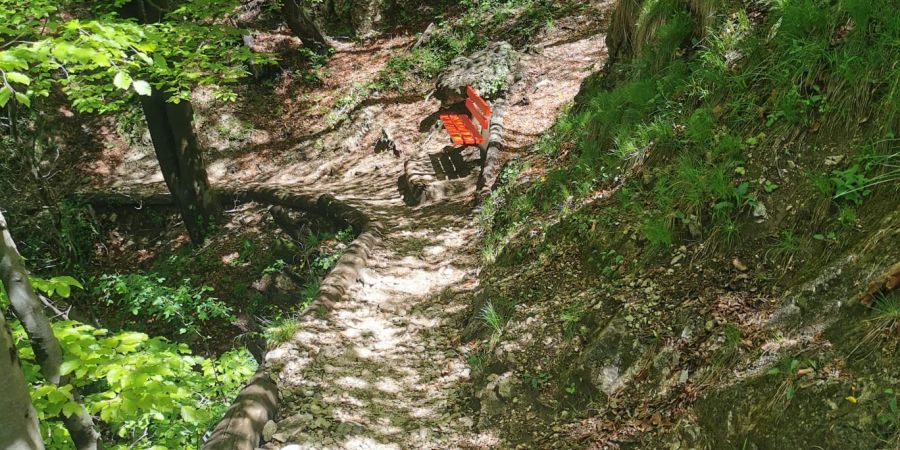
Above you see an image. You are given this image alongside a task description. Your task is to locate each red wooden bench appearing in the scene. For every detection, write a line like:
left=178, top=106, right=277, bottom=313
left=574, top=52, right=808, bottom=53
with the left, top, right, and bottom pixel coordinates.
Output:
left=439, top=86, right=491, bottom=146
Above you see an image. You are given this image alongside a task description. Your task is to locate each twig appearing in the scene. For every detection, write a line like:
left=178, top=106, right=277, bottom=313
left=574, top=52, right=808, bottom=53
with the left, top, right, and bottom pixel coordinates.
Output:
left=38, top=294, right=70, bottom=320
left=126, top=428, right=150, bottom=450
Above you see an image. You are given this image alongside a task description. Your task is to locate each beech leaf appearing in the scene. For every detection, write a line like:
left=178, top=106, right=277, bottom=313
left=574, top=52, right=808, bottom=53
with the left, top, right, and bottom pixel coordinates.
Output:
left=132, top=80, right=151, bottom=96
left=113, top=71, right=132, bottom=90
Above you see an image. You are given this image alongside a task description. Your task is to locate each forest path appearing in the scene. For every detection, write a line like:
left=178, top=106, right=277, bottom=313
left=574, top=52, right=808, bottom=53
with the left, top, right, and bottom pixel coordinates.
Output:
left=255, top=26, right=607, bottom=449
left=88, top=8, right=608, bottom=448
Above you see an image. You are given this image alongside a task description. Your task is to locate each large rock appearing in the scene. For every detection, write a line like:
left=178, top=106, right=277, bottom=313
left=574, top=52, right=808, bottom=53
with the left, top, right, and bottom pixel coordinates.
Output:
left=436, top=42, right=519, bottom=106
left=325, top=0, right=383, bottom=38
left=476, top=371, right=518, bottom=426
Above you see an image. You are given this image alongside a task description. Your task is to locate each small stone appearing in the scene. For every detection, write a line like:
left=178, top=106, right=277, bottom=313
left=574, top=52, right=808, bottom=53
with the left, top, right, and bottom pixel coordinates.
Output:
left=263, top=420, right=277, bottom=441
left=825, top=155, right=844, bottom=166
left=292, top=413, right=313, bottom=425
left=732, top=257, right=748, bottom=271
left=752, top=201, right=768, bottom=219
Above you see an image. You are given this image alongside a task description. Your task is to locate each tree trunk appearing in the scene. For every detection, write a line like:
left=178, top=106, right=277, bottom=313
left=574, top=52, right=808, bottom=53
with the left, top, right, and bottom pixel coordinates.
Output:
left=120, top=0, right=220, bottom=246
left=139, top=90, right=220, bottom=245
left=0, top=211, right=101, bottom=450
left=282, top=0, right=332, bottom=50
left=0, top=309, right=45, bottom=450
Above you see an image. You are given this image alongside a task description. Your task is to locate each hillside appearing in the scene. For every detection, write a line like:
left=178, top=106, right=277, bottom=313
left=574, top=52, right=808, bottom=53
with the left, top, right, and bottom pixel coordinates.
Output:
left=466, top=0, right=899, bottom=448
left=0, top=0, right=897, bottom=449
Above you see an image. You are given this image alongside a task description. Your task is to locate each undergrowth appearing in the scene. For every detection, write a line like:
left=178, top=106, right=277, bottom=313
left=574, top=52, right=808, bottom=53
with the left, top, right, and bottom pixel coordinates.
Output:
left=481, top=0, right=899, bottom=266
left=94, top=274, right=233, bottom=337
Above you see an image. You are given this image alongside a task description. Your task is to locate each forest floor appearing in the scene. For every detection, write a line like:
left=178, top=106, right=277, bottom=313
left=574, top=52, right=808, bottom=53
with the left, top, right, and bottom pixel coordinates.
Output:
left=82, top=6, right=609, bottom=450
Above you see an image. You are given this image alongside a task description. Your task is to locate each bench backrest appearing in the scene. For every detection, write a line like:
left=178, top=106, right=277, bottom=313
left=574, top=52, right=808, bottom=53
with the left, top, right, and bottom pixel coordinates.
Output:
left=465, top=86, right=491, bottom=130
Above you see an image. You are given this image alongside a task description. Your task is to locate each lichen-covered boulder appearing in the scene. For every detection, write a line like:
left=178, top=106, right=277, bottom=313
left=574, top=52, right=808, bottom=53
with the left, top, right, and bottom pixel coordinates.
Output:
left=436, top=42, right=519, bottom=106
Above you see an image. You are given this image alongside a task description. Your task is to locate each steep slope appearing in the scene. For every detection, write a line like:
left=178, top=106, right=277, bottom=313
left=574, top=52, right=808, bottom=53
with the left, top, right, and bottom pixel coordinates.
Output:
left=464, top=0, right=899, bottom=448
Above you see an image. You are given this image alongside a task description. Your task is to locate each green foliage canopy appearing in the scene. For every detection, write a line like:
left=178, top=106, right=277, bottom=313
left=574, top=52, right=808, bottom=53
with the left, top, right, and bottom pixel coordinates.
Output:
left=0, top=0, right=273, bottom=113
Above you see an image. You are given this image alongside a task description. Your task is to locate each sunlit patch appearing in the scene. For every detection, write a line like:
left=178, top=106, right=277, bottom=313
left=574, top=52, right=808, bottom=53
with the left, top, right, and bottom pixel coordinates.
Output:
left=356, top=287, right=391, bottom=303
left=339, top=436, right=402, bottom=450
left=336, top=376, right=370, bottom=390
left=352, top=345, right=374, bottom=359
left=407, top=316, right=440, bottom=328
left=408, top=406, right=435, bottom=419
left=331, top=395, right=366, bottom=410
left=375, top=377, right=401, bottom=394
left=371, top=421, right=403, bottom=436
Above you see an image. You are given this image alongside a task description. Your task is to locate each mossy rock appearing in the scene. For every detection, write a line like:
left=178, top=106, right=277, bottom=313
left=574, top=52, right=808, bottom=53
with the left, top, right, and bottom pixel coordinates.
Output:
left=436, top=41, right=519, bottom=105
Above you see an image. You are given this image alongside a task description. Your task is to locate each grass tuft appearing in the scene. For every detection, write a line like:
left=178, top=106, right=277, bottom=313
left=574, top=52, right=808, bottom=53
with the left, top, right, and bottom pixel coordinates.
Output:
left=480, top=301, right=505, bottom=341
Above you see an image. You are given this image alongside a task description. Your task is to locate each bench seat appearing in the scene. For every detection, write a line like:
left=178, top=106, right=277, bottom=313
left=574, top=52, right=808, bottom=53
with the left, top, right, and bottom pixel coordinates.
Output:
left=440, top=113, right=485, bottom=146
left=439, top=85, right=491, bottom=146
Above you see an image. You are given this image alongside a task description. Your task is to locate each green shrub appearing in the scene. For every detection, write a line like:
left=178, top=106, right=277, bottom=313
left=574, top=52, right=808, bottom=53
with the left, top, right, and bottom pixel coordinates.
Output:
left=831, top=165, right=872, bottom=205
left=641, top=216, right=674, bottom=249
left=264, top=317, right=302, bottom=344
left=12, top=319, right=255, bottom=449
left=95, top=274, right=234, bottom=336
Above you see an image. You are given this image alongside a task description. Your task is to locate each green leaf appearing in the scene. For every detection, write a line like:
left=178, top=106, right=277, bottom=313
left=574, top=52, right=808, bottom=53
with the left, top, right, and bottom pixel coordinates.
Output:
left=6, top=71, right=30, bottom=85
left=91, top=53, right=111, bottom=67
left=113, top=71, right=132, bottom=90
left=14, top=91, right=30, bottom=107
left=61, top=401, right=82, bottom=418
left=132, top=80, right=151, bottom=96
left=136, top=52, right=153, bottom=64
left=0, top=87, right=10, bottom=107
left=54, top=276, right=84, bottom=290
left=152, top=54, right=168, bottom=68
left=56, top=283, right=71, bottom=298
left=180, top=405, right=209, bottom=425
left=59, top=359, right=81, bottom=376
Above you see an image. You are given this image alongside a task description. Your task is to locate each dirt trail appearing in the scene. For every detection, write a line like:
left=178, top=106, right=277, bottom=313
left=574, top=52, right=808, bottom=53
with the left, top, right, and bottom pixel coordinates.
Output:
left=253, top=32, right=606, bottom=450
left=90, top=11, right=607, bottom=449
